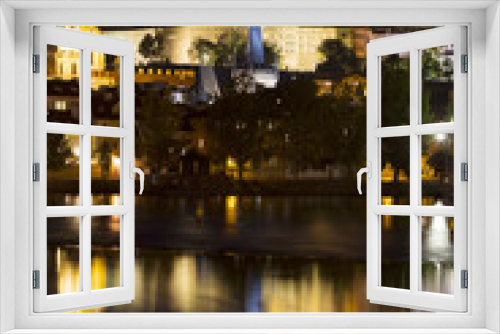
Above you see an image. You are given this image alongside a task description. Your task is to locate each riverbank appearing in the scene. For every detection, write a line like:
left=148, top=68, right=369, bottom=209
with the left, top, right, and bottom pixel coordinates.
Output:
left=48, top=176, right=450, bottom=196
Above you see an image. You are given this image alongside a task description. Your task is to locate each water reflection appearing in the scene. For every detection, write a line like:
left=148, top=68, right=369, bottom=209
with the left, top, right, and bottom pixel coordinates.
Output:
left=225, top=196, right=238, bottom=234
left=422, top=211, right=454, bottom=295
left=51, top=248, right=453, bottom=312
left=52, top=249, right=414, bottom=313
left=46, top=196, right=454, bottom=312
left=47, top=246, right=80, bottom=295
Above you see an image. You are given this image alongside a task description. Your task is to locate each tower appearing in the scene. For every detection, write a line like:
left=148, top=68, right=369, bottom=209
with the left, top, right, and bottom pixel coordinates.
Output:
left=247, top=26, right=265, bottom=68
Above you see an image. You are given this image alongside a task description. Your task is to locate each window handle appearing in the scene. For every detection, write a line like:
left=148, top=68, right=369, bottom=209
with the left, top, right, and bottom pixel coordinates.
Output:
left=357, top=162, right=371, bottom=195
left=129, top=162, right=144, bottom=195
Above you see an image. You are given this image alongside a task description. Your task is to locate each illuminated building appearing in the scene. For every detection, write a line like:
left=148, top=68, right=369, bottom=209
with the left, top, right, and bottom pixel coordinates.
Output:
left=95, top=26, right=349, bottom=72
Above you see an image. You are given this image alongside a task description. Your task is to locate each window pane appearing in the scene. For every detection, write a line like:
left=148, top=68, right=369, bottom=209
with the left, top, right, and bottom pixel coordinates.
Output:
left=91, top=52, right=120, bottom=127
left=47, top=45, right=80, bottom=124
left=421, top=134, right=454, bottom=206
left=91, top=215, right=121, bottom=290
left=421, top=45, right=454, bottom=124
left=421, top=216, right=454, bottom=294
left=91, top=137, right=121, bottom=205
left=381, top=215, right=410, bottom=290
left=47, top=134, right=80, bottom=206
left=381, top=52, right=410, bottom=127
left=381, top=136, right=410, bottom=205
left=47, top=217, right=80, bottom=295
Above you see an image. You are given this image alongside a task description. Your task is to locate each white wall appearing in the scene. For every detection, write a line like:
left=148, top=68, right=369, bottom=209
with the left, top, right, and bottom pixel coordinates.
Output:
left=485, top=2, right=500, bottom=333
left=0, top=2, right=16, bottom=333
left=9, top=5, right=491, bottom=331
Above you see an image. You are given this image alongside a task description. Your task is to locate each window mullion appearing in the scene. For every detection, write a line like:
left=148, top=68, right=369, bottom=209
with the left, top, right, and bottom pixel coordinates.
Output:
left=46, top=123, right=88, bottom=135
left=410, top=47, right=419, bottom=294
left=412, top=123, right=454, bottom=135
left=82, top=48, right=92, bottom=294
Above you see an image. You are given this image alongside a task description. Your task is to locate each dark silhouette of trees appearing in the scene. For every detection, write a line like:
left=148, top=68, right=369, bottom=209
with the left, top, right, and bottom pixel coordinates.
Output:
left=139, top=33, right=166, bottom=63
left=274, top=77, right=326, bottom=171
left=316, top=39, right=362, bottom=80
left=190, top=29, right=281, bottom=68
left=205, top=72, right=274, bottom=180
left=190, top=38, right=215, bottom=65
left=380, top=53, right=411, bottom=174
left=96, top=138, right=115, bottom=178
left=203, top=71, right=368, bottom=179
left=276, top=77, right=366, bottom=175
left=136, top=89, right=187, bottom=183
left=47, top=134, right=72, bottom=171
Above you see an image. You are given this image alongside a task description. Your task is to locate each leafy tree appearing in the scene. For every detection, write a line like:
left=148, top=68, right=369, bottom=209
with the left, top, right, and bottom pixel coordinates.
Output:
left=316, top=39, right=362, bottom=79
left=190, top=29, right=281, bottom=68
left=380, top=49, right=453, bottom=175
left=379, top=53, right=411, bottom=174
left=136, top=89, right=187, bottom=183
left=96, top=138, right=117, bottom=178
left=275, top=78, right=366, bottom=176
left=263, top=43, right=281, bottom=68
left=421, top=47, right=454, bottom=123
left=273, top=77, right=325, bottom=171
left=205, top=72, right=274, bottom=180
left=139, top=33, right=165, bottom=62
left=47, top=134, right=72, bottom=171
left=189, top=38, right=216, bottom=65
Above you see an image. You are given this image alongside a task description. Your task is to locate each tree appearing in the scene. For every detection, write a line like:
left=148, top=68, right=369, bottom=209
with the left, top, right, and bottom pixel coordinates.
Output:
left=273, top=76, right=326, bottom=172
left=190, top=29, right=281, bottom=68
left=189, top=38, right=215, bottom=65
left=421, top=47, right=454, bottom=123
left=205, top=72, right=274, bottom=180
left=379, top=53, right=411, bottom=174
left=316, top=39, right=362, bottom=80
left=380, top=49, right=453, bottom=175
left=47, top=134, right=72, bottom=171
left=270, top=74, right=367, bottom=176
left=136, top=89, right=187, bottom=183
left=139, top=33, right=165, bottom=63
left=96, top=138, right=115, bottom=178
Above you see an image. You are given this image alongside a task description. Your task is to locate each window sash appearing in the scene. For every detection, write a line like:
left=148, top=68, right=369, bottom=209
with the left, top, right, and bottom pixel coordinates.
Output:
left=32, top=26, right=136, bottom=313
left=366, top=26, right=467, bottom=312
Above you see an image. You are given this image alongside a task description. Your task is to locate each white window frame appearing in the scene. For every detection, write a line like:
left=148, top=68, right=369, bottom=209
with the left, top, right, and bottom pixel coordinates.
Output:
left=32, top=26, right=136, bottom=313
left=1, top=1, right=499, bottom=333
left=366, top=26, right=467, bottom=312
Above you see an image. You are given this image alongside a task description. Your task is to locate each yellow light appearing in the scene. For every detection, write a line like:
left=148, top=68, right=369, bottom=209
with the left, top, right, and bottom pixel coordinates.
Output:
left=382, top=196, right=394, bottom=205
left=111, top=195, right=120, bottom=206
left=226, top=196, right=237, bottom=209
left=112, top=156, right=120, bottom=167
left=109, top=215, right=120, bottom=232
left=225, top=196, right=238, bottom=233
left=226, top=157, right=237, bottom=169
left=381, top=163, right=395, bottom=182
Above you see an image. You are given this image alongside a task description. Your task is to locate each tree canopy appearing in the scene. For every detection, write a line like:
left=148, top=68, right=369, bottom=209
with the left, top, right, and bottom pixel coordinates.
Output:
left=136, top=89, right=187, bottom=182
left=139, top=33, right=166, bottom=63
left=316, top=39, right=362, bottom=80
left=190, top=29, right=281, bottom=68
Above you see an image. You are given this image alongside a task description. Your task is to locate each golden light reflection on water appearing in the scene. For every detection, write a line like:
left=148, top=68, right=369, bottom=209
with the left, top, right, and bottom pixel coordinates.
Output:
left=50, top=249, right=433, bottom=313
left=91, top=254, right=120, bottom=291
left=48, top=194, right=455, bottom=313
left=225, top=196, right=238, bottom=233
left=381, top=197, right=393, bottom=230
left=65, top=251, right=120, bottom=313
left=263, top=261, right=327, bottom=312
left=170, top=255, right=198, bottom=311
left=54, top=246, right=80, bottom=295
